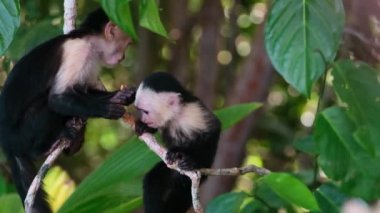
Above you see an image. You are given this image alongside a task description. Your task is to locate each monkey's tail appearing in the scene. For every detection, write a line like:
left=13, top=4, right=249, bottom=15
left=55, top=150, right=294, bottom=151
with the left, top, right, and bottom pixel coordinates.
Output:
left=5, top=152, right=52, bottom=213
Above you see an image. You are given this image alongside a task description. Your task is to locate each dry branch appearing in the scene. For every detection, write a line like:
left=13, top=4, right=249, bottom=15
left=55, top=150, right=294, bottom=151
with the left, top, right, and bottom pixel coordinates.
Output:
left=63, top=0, right=77, bottom=34
left=24, top=139, right=71, bottom=212
left=122, top=114, right=270, bottom=213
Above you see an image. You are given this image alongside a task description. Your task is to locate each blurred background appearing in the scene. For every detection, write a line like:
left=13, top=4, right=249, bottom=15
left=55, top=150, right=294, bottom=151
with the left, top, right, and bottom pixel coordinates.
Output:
left=0, top=0, right=379, bottom=211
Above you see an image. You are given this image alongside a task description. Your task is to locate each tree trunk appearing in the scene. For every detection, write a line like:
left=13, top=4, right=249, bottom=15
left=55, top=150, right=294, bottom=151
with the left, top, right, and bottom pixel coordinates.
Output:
left=201, top=24, right=275, bottom=204
left=167, top=0, right=196, bottom=84
left=195, top=0, right=223, bottom=108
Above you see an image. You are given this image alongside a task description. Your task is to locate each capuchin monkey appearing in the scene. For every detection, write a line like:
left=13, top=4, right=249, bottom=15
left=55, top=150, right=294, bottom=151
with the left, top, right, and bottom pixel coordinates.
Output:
left=134, top=72, right=221, bottom=213
left=0, top=8, right=135, bottom=212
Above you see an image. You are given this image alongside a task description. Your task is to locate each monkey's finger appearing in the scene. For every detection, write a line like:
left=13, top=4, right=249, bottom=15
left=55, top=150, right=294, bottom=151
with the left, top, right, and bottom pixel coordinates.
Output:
left=105, top=104, right=126, bottom=119
left=111, top=89, right=136, bottom=105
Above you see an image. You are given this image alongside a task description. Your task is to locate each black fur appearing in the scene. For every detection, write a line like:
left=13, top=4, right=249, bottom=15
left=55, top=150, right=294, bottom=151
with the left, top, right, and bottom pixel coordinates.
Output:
left=0, top=8, right=134, bottom=212
left=137, top=72, right=221, bottom=213
left=141, top=72, right=197, bottom=102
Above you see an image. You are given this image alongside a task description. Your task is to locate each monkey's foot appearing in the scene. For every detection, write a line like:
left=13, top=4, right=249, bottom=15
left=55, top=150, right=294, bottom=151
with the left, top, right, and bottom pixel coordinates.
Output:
left=166, top=150, right=196, bottom=171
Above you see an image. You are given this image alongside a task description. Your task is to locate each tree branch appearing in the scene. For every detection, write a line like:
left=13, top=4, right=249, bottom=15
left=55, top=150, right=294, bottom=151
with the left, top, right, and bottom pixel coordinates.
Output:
left=122, top=114, right=270, bottom=213
left=63, top=0, right=77, bottom=34
left=24, top=2, right=78, bottom=212
left=24, top=139, right=71, bottom=212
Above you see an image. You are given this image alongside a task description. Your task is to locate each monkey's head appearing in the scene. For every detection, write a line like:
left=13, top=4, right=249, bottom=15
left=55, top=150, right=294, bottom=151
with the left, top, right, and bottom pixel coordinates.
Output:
left=134, top=72, right=194, bottom=129
left=80, top=8, right=133, bottom=67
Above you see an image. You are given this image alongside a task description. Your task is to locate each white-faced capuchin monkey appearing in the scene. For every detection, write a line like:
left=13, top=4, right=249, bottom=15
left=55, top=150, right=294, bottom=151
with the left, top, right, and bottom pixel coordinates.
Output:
left=0, top=8, right=135, bottom=212
left=134, top=72, right=221, bottom=213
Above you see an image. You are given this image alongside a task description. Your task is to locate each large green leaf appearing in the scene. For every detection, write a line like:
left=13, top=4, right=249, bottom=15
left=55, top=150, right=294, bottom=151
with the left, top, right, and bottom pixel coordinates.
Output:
left=206, top=192, right=247, bottom=213
left=315, top=107, right=380, bottom=200
left=214, top=102, right=262, bottom=131
left=332, top=60, right=380, bottom=156
left=0, top=0, right=20, bottom=55
left=314, top=107, right=380, bottom=179
left=100, top=0, right=137, bottom=41
left=265, top=0, right=344, bottom=96
left=259, top=173, right=319, bottom=211
left=339, top=173, right=380, bottom=200
left=139, top=0, right=168, bottom=38
left=314, top=183, right=347, bottom=213
left=58, top=138, right=159, bottom=213
left=314, top=107, right=358, bottom=179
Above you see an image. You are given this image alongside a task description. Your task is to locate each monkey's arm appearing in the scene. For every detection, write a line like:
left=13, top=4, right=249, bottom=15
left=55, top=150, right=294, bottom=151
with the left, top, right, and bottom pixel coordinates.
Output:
left=48, top=86, right=134, bottom=119
left=166, top=119, right=221, bottom=170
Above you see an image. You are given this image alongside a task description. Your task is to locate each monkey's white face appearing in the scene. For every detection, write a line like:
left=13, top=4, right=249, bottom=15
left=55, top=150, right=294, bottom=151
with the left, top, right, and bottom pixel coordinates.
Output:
left=134, top=84, right=181, bottom=129
left=101, top=23, right=132, bottom=67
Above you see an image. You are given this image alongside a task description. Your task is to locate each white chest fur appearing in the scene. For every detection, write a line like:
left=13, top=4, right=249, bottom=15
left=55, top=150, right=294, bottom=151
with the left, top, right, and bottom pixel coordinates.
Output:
left=52, top=39, right=100, bottom=94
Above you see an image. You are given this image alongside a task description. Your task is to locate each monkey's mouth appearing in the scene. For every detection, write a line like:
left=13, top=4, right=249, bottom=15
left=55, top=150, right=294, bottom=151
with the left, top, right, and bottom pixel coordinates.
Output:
left=144, top=121, right=157, bottom=128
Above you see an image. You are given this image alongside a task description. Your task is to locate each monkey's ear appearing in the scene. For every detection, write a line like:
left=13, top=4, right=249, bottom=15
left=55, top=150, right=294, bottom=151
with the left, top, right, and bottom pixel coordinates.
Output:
left=104, top=21, right=116, bottom=40
left=167, top=93, right=181, bottom=107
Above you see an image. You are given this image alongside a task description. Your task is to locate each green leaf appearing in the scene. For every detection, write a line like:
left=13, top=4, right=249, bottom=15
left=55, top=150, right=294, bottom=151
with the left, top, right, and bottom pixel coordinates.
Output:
left=340, top=174, right=380, bottom=200
left=265, top=0, right=344, bottom=96
left=0, top=0, right=20, bottom=55
left=332, top=60, right=380, bottom=156
left=206, top=192, right=247, bottom=213
left=214, top=102, right=262, bottom=131
left=314, top=107, right=380, bottom=179
left=0, top=194, right=23, bottom=213
left=240, top=199, right=270, bottom=213
left=58, top=138, right=159, bottom=213
left=255, top=179, right=286, bottom=209
left=7, top=19, right=61, bottom=60
left=139, top=0, right=168, bottom=38
left=314, top=107, right=357, bottom=179
left=100, top=0, right=138, bottom=41
left=104, top=197, right=142, bottom=213
left=260, top=173, right=319, bottom=211
left=314, top=183, right=346, bottom=213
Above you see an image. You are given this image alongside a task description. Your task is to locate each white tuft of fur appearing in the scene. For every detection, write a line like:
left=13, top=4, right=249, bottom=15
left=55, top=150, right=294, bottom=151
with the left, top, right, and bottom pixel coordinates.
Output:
left=52, top=39, right=100, bottom=94
left=169, top=102, right=207, bottom=140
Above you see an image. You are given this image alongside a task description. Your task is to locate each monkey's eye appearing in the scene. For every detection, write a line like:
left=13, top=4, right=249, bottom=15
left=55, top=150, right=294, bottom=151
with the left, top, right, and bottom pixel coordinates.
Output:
left=137, top=107, right=149, bottom=115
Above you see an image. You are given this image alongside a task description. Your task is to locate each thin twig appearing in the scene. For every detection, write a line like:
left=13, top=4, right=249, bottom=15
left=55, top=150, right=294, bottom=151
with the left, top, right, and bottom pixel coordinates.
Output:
left=24, top=1, right=78, bottom=212
left=122, top=114, right=270, bottom=213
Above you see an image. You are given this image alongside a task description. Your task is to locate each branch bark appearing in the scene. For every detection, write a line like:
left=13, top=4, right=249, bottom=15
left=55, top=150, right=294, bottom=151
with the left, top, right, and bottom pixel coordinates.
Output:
left=122, top=114, right=270, bottom=213
left=63, top=0, right=77, bottom=34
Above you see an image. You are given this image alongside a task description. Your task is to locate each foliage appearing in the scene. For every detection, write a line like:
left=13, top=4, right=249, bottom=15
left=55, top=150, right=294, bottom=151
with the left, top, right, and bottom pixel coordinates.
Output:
left=0, top=194, right=23, bottom=213
left=265, top=0, right=345, bottom=96
left=217, top=0, right=380, bottom=211
left=0, top=0, right=20, bottom=55
left=100, top=0, right=167, bottom=41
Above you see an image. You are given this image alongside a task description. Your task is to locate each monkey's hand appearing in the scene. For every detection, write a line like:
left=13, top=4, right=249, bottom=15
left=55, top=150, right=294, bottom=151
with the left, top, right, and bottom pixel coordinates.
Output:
left=110, top=86, right=136, bottom=106
left=63, top=118, right=87, bottom=155
left=135, top=120, right=158, bottom=136
left=166, top=149, right=196, bottom=171
left=48, top=117, right=86, bottom=156
left=102, top=103, right=126, bottom=119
